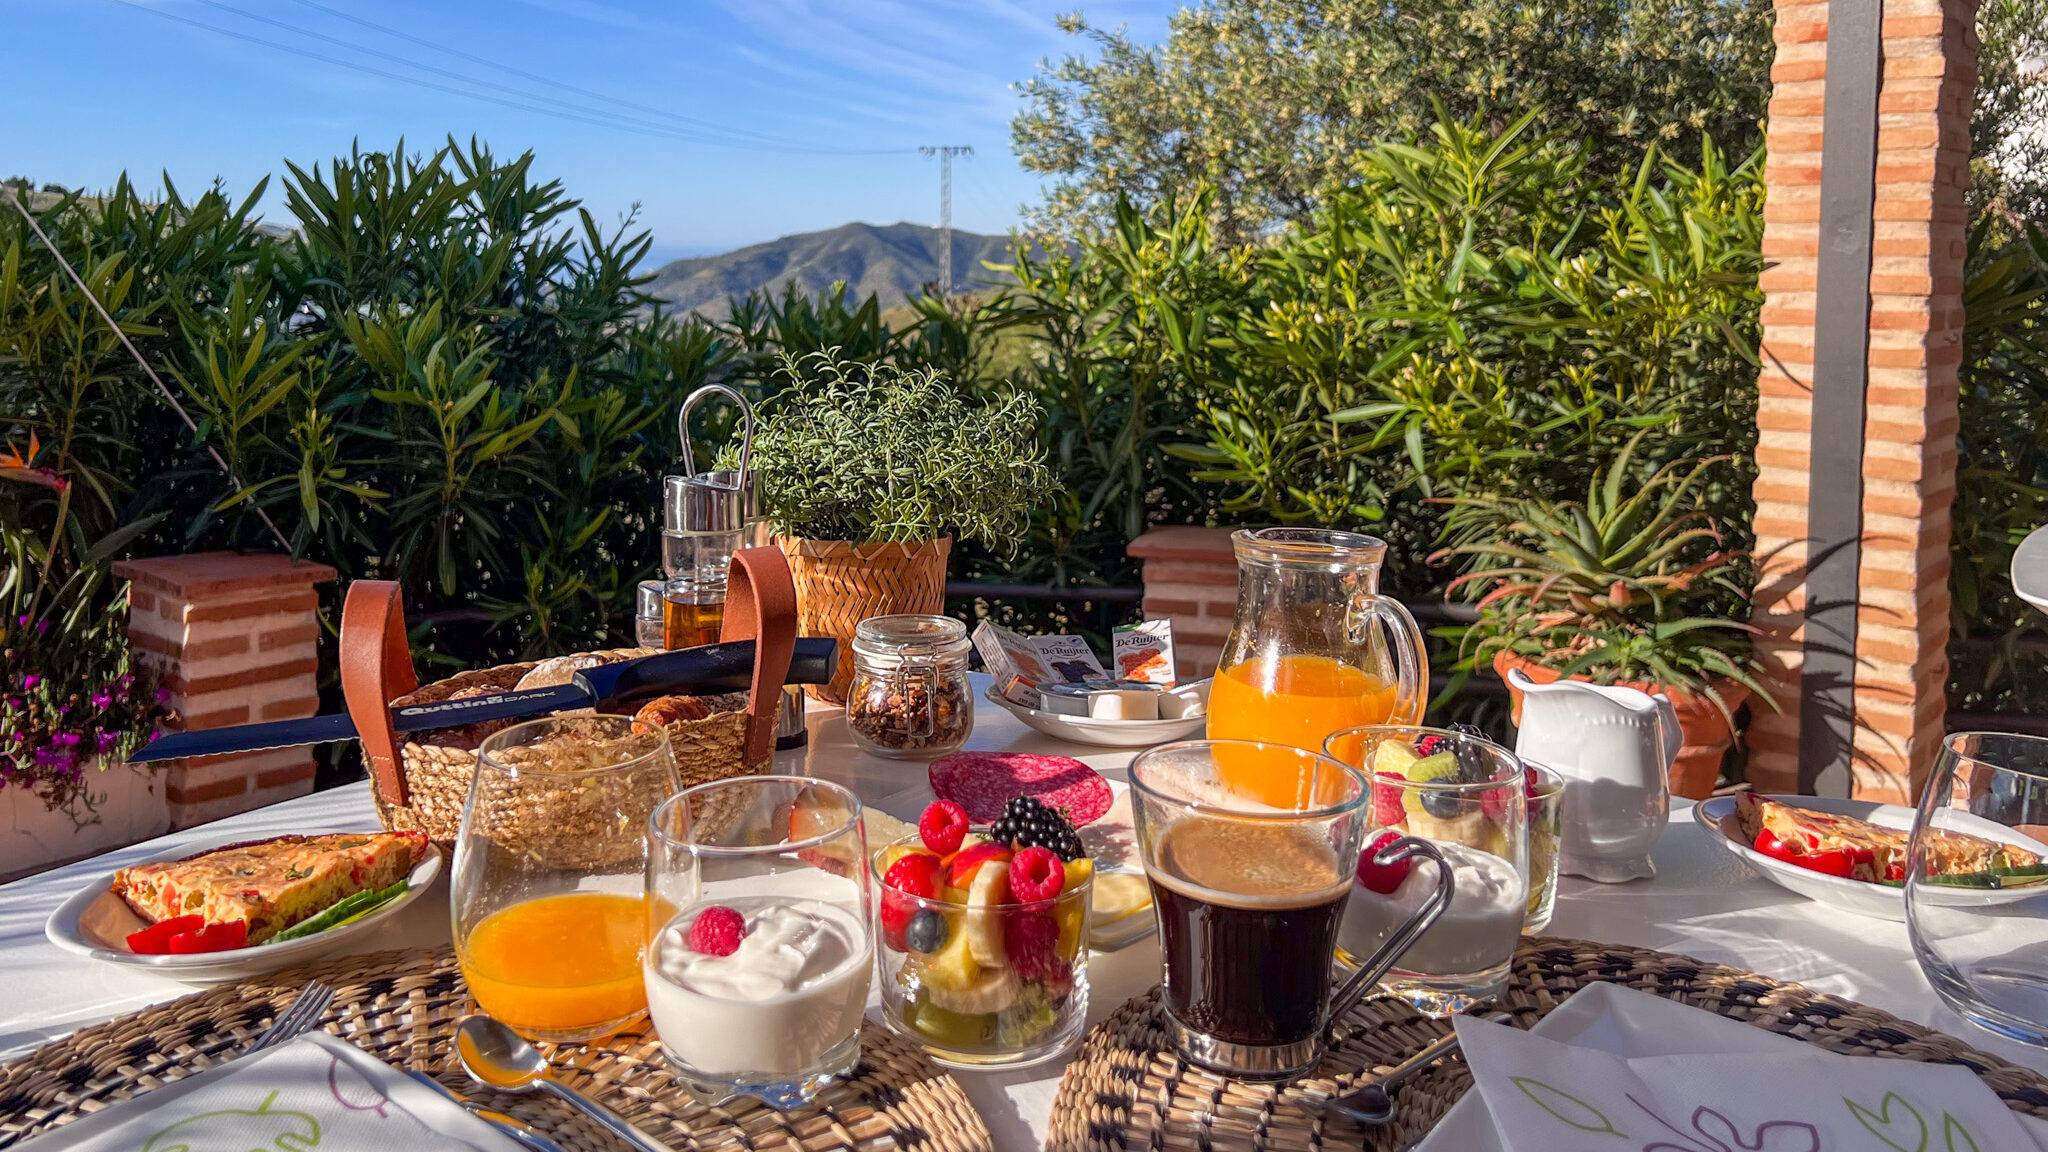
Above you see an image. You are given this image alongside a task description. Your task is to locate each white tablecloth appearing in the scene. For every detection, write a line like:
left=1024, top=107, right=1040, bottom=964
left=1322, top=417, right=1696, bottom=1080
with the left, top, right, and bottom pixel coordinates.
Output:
left=5, top=686, right=2047, bottom=1148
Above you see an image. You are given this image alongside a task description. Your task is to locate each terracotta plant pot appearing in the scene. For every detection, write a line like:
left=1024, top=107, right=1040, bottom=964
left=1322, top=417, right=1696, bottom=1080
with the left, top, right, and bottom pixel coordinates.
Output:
left=776, top=536, right=952, bottom=705
left=1494, top=649, right=1750, bottom=801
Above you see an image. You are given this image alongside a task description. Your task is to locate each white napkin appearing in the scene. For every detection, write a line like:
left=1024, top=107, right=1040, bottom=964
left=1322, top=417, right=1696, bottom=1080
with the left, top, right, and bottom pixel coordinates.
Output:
left=23, top=1032, right=520, bottom=1152
left=1455, top=987, right=2041, bottom=1152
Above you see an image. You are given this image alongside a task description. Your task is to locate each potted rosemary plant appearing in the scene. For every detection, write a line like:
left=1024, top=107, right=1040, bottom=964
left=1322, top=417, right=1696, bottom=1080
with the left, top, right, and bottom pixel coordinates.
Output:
left=743, top=351, right=1050, bottom=702
left=1436, top=440, right=1768, bottom=798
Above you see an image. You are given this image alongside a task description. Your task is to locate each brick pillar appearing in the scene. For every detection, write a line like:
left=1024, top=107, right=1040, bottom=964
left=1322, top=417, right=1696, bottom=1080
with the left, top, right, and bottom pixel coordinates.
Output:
left=1127, top=527, right=1241, bottom=679
left=113, top=552, right=337, bottom=827
left=1747, top=0, right=1976, bottom=801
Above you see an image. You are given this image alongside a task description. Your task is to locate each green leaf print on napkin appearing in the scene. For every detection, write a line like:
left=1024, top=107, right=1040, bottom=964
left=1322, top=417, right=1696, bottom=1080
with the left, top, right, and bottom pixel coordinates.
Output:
left=1846, top=1091, right=1928, bottom=1152
left=1512, top=1076, right=1630, bottom=1139
left=142, top=1089, right=321, bottom=1152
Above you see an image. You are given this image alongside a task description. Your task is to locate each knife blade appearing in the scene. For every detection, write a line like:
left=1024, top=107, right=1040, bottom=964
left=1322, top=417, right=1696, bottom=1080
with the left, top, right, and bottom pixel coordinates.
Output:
left=129, top=638, right=836, bottom=763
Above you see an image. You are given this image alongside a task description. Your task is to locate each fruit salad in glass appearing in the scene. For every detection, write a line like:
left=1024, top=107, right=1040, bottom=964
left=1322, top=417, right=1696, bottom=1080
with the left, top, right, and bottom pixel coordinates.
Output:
left=872, top=797, right=1093, bottom=1068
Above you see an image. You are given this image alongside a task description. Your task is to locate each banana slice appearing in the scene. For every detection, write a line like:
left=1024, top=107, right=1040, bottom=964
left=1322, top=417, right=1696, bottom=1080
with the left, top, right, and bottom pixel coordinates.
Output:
left=925, top=961, right=1022, bottom=1015
left=964, top=860, right=1010, bottom=966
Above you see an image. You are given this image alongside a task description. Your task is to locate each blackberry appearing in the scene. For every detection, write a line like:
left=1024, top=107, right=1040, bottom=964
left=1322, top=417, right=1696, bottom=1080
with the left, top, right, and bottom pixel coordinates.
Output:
left=1441, top=723, right=1500, bottom=783
left=988, top=795, right=1085, bottom=861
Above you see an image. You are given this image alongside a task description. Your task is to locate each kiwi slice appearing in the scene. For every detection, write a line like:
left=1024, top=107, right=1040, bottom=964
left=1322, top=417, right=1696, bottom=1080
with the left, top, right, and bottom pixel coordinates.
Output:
left=1404, top=752, right=1458, bottom=784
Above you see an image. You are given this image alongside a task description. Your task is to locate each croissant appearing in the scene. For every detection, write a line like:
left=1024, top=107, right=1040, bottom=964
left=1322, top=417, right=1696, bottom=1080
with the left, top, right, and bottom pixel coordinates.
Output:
left=633, top=694, right=713, bottom=732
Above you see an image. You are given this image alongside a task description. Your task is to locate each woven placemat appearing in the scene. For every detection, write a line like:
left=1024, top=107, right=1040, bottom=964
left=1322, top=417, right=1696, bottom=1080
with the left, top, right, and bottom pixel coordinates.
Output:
left=0, top=945, right=991, bottom=1152
left=1047, top=935, right=2048, bottom=1151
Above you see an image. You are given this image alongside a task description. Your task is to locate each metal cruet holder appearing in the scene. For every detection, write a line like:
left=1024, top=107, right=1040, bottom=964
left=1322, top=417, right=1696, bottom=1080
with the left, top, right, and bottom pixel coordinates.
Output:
left=666, top=384, right=805, bottom=748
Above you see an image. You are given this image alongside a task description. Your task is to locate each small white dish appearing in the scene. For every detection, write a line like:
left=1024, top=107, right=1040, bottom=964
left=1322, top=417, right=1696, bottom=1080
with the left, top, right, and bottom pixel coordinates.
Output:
left=981, top=679, right=1209, bottom=748
left=1693, top=794, right=2048, bottom=921
left=44, top=841, right=442, bottom=984
left=1415, top=980, right=2048, bottom=1150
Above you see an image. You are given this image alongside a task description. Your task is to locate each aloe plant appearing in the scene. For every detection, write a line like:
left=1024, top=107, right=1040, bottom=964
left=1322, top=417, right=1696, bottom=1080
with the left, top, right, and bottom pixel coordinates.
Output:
left=1434, top=435, right=1767, bottom=714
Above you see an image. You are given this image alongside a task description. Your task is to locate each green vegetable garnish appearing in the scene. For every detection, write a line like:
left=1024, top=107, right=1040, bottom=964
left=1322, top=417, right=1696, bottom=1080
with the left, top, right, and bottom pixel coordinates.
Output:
left=267, top=879, right=410, bottom=942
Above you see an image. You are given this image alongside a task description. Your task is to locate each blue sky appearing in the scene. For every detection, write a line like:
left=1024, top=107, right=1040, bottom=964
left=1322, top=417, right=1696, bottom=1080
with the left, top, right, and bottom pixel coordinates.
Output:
left=4, top=0, right=1174, bottom=263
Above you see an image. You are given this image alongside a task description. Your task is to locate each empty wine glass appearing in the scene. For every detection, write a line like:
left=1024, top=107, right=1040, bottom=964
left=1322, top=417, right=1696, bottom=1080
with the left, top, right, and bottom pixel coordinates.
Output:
left=1906, top=731, right=2048, bottom=1046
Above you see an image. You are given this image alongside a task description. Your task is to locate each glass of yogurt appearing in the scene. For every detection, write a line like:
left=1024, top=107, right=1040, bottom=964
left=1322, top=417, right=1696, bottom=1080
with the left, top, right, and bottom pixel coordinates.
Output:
left=1326, top=725, right=1530, bottom=1014
left=643, top=776, right=873, bottom=1107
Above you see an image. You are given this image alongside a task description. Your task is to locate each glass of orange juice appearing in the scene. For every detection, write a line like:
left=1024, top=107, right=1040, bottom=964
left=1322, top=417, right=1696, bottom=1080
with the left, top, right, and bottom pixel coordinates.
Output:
left=453, top=715, right=679, bottom=1043
left=1206, top=528, right=1428, bottom=808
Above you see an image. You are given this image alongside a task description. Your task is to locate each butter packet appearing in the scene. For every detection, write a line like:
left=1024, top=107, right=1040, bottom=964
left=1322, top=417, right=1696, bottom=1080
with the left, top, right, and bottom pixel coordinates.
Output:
left=1113, top=619, right=1177, bottom=685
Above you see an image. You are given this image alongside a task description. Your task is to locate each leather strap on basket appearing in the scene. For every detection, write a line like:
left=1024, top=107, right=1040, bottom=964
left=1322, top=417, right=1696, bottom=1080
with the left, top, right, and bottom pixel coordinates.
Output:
left=719, top=547, right=798, bottom=765
left=340, top=580, right=417, bottom=808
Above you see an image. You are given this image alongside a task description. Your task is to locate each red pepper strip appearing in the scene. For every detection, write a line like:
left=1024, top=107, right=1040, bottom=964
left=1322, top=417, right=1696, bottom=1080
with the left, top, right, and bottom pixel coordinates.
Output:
left=1753, top=829, right=1799, bottom=862
left=127, top=915, right=205, bottom=954
left=1752, top=830, right=1855, bottom=877
left=1884, top=859, right=1906, bottom=882
left=1799, top=849, right=1855, bottom=877
left=167, top=920, right=249, bottom=954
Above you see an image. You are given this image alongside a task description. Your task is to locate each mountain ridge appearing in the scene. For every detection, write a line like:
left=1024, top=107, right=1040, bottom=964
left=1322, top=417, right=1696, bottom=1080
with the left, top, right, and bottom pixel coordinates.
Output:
left=642, top=221, right=1015, bottom=317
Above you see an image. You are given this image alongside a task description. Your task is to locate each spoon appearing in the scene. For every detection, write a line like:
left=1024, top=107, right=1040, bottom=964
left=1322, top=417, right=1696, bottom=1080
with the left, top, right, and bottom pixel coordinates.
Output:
left=1327, top=1013, right=1504, bottom=1126
left=455, top=1015, right=677, bottom=1152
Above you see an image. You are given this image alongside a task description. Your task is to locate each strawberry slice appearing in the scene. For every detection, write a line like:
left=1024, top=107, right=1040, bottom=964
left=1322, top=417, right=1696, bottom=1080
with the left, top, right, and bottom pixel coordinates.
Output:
left=1371, top=773, right=1407, bottom=829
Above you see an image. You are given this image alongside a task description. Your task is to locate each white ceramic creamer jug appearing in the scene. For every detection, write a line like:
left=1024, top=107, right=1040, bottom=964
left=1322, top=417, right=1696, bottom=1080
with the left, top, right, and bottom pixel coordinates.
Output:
left=1506, top=668, right=1680, bottom=882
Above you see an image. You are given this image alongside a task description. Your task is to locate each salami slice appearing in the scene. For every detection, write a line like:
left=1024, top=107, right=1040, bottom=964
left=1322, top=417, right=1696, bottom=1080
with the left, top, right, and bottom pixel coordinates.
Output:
left=928, top=751, right=1113, bottom=826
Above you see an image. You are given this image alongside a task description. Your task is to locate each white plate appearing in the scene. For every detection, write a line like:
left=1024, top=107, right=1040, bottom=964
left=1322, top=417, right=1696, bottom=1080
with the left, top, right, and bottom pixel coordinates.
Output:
left=1693, top=794, right=2048, bottom=921
left=44, top=840, right=442, bottom=984
left=1416, top=980, right=2048, bottom=1150
left=981, top=681, right=1208, bottom=747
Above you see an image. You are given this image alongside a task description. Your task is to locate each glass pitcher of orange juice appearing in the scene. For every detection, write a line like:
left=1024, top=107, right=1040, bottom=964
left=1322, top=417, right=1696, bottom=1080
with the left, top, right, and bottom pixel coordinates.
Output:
left=1206, top=528, right=1427, bottom=807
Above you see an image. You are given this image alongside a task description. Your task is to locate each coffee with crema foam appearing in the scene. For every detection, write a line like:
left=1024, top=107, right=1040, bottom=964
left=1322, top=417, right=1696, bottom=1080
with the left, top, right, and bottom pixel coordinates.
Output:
left=1146, top=815, right=1351, bottom=1047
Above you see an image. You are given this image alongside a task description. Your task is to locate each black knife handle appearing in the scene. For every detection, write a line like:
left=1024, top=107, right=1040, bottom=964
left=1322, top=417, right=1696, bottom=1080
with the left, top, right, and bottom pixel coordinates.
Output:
left=595, top=637, right=838, bottom=707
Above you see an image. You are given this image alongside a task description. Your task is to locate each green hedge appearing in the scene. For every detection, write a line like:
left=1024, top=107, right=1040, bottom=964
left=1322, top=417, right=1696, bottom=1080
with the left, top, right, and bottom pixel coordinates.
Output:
left=5, top=116, right=2046, bottom=724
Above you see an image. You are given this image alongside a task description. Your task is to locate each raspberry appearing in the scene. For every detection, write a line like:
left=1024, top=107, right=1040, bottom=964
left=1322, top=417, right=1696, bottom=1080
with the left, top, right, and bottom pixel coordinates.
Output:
left=1356, top=830, right=1413, bottom=895
left=687, top=905, right=745, bottom=956
left=1008, top=846, right=1065, bottom=902
left=1523, top=765, right=1545, bottom=801
left=880, top=852, right=943, bottom=952
left=919, top=799, right=970, bottom=857
left=1414, top=734, right=1446, bottom=756
left=1371, top=772, right=1407, bottom=829
left=1479, top=783, right=1515, bottom=825
left=1004, top=912, right=1061, bottom=980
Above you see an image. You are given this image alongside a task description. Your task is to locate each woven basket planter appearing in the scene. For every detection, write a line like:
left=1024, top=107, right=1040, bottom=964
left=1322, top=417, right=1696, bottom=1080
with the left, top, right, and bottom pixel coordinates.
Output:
left=777, top=535, right=950, bottom=704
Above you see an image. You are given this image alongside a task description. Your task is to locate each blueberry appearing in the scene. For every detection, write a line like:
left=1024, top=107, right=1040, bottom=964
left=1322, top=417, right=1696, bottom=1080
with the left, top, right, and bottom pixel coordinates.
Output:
left=1419, top=788, right=1464, bottom=820
left=905, top=908, right=948, bottom=954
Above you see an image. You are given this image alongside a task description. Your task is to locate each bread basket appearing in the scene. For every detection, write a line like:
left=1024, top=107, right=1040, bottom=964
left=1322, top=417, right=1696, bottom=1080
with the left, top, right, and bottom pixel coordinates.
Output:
left=338, top=547, right=800, bottom=847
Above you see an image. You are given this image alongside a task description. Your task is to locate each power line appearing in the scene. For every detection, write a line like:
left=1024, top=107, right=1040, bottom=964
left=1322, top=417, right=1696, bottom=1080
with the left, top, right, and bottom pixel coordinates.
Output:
left=282, top=0, right=834, bottom=154
left=104, top=0, right=915, bottom=157
left=188, top=0, right=839, bottom=155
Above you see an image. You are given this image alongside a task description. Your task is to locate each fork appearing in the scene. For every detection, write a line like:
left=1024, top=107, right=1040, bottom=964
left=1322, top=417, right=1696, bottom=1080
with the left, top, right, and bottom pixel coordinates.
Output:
left=246, top=980, right=335, bottom=1055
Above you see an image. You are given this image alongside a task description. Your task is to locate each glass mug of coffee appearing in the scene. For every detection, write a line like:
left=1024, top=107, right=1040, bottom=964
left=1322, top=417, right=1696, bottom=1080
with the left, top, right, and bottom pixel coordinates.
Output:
left=1129, top=739, right=1451, bottom=1080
